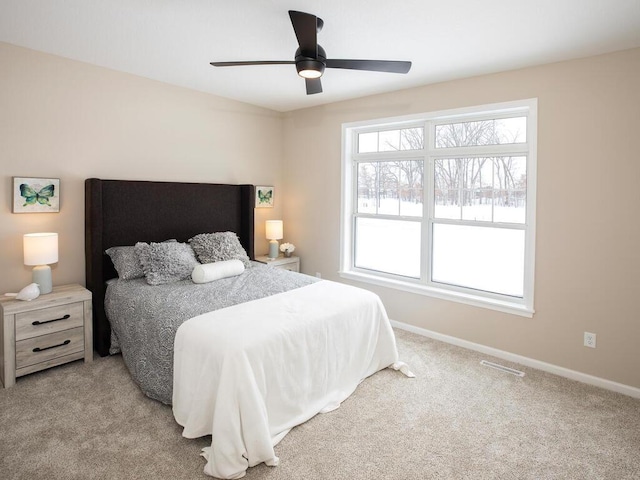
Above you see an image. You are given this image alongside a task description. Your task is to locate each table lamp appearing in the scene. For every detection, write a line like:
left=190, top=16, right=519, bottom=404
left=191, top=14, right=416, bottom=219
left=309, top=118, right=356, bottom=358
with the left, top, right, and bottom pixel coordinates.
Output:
left=265, top=220, right=283, bottom=260
left=23, top=232, right=58, bottom=294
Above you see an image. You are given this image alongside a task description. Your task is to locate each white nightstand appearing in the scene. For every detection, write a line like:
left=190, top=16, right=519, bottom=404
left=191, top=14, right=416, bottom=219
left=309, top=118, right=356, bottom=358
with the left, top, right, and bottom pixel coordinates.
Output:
left=255, top=255, right=300, bottom=273
left=0, top=284, right=93, bottom=388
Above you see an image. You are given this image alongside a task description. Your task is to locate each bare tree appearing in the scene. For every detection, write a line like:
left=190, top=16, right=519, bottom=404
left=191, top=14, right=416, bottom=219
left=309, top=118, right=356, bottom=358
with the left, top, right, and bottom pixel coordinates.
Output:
left=434, top=119, right=527, bottom=218
left=357, top=119, right=525, bottom=220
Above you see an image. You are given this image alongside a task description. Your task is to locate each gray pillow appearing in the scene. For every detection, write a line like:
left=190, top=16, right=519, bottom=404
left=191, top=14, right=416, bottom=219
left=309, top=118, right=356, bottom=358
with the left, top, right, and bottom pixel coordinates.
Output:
left=189, top=232, right=251, bottom=268
left=105, top=246, right=144, bottom=280
left=135, top=241, right=199, bottom=285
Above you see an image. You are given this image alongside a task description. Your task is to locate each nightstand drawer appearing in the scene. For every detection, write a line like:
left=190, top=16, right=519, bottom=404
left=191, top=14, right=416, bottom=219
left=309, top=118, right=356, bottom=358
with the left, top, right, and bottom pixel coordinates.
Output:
left=15, top=302, right=84, bottom=341
left=255, top=255, right=300, bottom=273
left=16, top=327, right=84, bottom=369
left=279, top=263, right=299, bottom=272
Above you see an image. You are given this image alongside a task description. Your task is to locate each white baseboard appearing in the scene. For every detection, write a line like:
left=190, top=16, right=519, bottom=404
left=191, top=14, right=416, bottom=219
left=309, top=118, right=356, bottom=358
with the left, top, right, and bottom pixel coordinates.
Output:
left=391, top=320, right=640, bottom=399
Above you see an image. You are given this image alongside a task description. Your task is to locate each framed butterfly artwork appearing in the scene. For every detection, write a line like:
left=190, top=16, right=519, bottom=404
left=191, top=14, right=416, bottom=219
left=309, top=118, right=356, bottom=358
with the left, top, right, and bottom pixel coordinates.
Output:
left=255, top=185, right=274, bottom=208
left=12, top=177, right=60, bottom=213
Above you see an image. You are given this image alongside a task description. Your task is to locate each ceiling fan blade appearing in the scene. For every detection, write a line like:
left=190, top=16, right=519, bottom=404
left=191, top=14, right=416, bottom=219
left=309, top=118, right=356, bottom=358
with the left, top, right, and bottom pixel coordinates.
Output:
left=210, top=61, right=295, bottom=67
left=289, top=10, right=318, bottom=57
left=325, top=59, right=412, bottom=74
left=305, top=78, right=323, bottom=95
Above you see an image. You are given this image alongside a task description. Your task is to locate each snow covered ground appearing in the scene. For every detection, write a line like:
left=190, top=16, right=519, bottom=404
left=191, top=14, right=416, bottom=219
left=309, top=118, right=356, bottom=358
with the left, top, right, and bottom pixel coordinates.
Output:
left=354, top=199, right=525, bottom=297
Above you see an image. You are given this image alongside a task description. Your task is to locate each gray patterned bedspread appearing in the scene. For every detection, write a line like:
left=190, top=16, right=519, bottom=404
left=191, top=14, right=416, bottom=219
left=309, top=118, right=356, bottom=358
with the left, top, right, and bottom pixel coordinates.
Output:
left=105, top=262, right=318, bottom=404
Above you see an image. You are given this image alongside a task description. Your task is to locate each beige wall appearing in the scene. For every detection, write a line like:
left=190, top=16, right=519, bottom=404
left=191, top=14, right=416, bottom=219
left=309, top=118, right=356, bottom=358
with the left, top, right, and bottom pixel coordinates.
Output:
left=282, top=48, right=640, bottom=389
left=0, top=43, right=283, bottom=294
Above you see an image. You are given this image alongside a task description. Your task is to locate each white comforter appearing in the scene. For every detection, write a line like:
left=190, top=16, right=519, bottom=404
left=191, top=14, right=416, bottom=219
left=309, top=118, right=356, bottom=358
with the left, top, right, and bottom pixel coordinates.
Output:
left=173, top=280, right=412, bottom=479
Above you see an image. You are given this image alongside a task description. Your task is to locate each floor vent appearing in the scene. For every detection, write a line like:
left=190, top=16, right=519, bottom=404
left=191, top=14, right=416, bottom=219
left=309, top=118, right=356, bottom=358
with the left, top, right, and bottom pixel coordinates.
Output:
left=480, top=360, right=525, bottom=377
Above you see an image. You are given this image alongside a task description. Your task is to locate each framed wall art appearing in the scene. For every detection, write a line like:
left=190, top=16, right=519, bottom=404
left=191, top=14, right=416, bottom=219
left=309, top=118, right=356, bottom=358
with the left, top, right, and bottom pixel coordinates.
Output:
left=255, top=185, right=274, bottom=208
left=12, top=177, right=60, bottom=213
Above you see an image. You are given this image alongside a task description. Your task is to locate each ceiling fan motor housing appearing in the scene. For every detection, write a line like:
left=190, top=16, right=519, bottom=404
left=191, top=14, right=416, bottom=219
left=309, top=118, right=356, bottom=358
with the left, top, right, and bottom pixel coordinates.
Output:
left=295, top=46, right=326, bottom=78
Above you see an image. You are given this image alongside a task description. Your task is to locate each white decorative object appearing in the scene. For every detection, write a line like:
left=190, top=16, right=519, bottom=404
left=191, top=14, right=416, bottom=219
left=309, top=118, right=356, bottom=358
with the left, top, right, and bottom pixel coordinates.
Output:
left=279, top=242, right=295, bottom=257
left=5, top=283, right=41, bottom=301
left=23, top=233, right=58, bottom=294
left=265, top=220, right=283, bottom=260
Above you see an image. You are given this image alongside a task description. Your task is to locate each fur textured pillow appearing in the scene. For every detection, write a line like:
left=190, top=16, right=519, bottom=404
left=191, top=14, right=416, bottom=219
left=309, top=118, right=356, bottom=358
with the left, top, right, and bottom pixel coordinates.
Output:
left=135, top=241, right=199, bottom=285
left=105, top=246, right=144, bottom=280
left=189, top=232, right=251, bottom=268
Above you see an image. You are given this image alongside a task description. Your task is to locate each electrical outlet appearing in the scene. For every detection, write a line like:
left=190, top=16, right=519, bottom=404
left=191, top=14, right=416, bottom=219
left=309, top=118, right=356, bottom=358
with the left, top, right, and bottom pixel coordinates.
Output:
left=315, top=272, right=322, bottom=278
left=584, top=332, right=596, bottom=348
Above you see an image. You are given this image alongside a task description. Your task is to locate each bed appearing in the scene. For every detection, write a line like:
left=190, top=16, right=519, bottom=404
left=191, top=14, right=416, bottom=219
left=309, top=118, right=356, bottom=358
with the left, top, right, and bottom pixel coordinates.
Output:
left=85, top=178, right=411, bottom=479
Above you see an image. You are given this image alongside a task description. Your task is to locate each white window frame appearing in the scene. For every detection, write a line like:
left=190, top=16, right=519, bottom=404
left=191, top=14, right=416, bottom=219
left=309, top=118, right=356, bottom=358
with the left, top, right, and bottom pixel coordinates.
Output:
left=340, top=99, right=537, bottom=317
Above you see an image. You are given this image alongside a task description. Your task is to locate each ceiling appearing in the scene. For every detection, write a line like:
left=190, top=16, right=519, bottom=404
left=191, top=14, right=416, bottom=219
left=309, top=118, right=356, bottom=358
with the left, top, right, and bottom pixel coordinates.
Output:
left=2, top=0, right=640, bottom=112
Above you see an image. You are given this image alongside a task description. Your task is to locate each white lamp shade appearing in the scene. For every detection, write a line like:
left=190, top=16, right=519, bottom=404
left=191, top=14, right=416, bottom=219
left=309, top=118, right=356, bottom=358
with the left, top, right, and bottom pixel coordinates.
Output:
left=24, top=233, right=59, bottom=266
left=265, top=220, right=283, bottom=240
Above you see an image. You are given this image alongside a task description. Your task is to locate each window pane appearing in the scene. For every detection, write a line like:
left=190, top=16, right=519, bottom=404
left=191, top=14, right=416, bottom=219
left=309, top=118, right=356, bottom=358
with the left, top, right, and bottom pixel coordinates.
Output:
left=495, top=117, right=527, bottom=143
left=434, top=159, right=461, bottom=219
left=462, top=190, right=492, bottom=221
left=379, top=130, right=400, bottom=151
left=478, top=159, right=494, bottom=189
left=494, top=190, right=526, bottom=223
left=436, top=156, right=526, bottom=223
left=493, top=190, right=527, bottom=224
left=435, top=190, right=460, bottom=219
left=399, top=160, right=423, bottom=217
left=355, top=217, right=421, bottom=278
left=358, top=160, right=424, bottom=217
left=435, top=116, right=527, bottom=148
left=493, top=156, right=527, bottom=224
left=400, top=128, right=424, bottom=150
left=378, top=163, right=399, bottom=215
left=358, top=132, right=378, bottom=153
left=432, top=224, right=524, bottom=297
left=357, top=163, right=378, bottom=214
left=359, top=127, right=424, bottom=153
left=460, top=158, right=491, bottom=222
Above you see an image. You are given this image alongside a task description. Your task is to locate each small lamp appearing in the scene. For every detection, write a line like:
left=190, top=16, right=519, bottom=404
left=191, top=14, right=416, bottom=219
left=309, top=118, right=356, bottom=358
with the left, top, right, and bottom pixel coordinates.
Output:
left=23, top=233, right=58, bottom=294
left=265, top=220, right=283, bottom=260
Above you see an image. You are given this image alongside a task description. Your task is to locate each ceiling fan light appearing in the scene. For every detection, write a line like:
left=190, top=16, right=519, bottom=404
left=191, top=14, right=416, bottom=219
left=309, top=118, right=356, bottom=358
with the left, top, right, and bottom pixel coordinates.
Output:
left=296, top=59, right=325, bottom=79
left=299, top=68, right=322, bottom=79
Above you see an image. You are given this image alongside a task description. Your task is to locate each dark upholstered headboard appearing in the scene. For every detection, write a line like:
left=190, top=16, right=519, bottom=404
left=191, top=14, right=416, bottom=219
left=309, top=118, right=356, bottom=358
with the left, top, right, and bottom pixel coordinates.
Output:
left=85, top=178, right=255, bottom=356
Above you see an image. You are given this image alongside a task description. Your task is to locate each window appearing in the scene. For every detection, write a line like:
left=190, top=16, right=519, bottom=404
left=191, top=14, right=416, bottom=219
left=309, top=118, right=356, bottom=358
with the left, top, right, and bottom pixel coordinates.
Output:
left=340, top=99, right=537, bottom=316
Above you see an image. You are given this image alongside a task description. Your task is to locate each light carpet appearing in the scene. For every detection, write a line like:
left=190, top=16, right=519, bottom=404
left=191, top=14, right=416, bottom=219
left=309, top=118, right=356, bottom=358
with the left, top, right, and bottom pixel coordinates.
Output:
left=1, top=329, right=638, bottom=479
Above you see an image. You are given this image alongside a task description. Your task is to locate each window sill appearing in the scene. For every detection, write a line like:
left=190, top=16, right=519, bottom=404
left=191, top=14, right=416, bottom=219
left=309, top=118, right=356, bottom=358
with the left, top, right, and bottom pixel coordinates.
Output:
left=339, top=270, right=534, bottom=318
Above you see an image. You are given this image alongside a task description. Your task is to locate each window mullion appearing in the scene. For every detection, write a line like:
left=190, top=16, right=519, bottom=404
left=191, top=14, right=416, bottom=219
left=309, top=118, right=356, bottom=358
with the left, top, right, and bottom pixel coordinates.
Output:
left=354, top=150, right=425, bottom=162
left=423, top=153, right=433, bottom=286
left=432, top=217, right=527, bottom=230
left=430, top=143, right=528, bottom=158
left=355, top=212, right=423, bottom=222
left=423, top=119, right=434, bottom=286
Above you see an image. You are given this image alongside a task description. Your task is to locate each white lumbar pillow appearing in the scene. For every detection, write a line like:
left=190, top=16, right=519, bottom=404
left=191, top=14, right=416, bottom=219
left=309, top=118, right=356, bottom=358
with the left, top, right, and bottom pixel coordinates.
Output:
left=192, top=260, right=245, bottom=284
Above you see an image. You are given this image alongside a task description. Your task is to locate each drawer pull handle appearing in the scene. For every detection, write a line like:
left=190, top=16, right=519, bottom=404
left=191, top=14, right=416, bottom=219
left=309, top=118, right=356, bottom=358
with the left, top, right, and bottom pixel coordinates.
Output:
left=33, top=339, right=71, bottom=353
left=32, top=314, right=71, bottom=326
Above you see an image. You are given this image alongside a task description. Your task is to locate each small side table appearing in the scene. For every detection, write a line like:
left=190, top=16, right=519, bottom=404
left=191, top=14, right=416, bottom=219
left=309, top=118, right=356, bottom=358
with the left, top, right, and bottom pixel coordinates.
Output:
left=0, top=284, right=93, bottom=388
left=255, top=255, right=300, bottom=273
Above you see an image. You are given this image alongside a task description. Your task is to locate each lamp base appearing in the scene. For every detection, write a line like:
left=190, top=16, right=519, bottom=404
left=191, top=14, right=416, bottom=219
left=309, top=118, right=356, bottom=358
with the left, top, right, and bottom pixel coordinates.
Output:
left=32, top=265, right=52, bottom=294
left=268, top=240, right=279, bottom=259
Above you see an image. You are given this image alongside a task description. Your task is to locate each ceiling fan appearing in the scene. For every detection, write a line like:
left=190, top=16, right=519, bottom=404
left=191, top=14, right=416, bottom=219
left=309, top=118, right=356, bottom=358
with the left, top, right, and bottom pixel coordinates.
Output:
left=210, top=10, right=412, bottom=95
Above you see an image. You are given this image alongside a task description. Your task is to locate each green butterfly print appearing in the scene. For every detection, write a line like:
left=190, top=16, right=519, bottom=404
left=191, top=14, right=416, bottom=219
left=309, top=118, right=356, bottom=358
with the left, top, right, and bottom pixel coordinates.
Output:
left=258, top=189, right=273, bottom=204
left=20, top=183, right=55, bottom=206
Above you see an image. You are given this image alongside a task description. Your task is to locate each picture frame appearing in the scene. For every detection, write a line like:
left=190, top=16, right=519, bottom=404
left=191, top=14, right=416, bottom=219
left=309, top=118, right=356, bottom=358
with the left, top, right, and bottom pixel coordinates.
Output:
left=255, top=185, right=274, bottom=208
left=12, top=176, right=60, bottom=213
